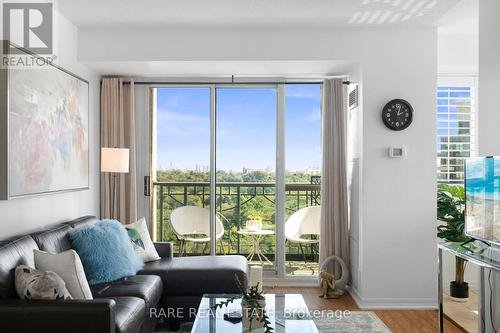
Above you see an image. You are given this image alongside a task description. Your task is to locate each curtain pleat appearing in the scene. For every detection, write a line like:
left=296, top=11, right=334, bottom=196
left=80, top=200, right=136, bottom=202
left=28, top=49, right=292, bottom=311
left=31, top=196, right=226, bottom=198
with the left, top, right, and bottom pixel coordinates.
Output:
left=100, top=77, right=137, bottom=224
left=319, top=79, right=350, bottom=279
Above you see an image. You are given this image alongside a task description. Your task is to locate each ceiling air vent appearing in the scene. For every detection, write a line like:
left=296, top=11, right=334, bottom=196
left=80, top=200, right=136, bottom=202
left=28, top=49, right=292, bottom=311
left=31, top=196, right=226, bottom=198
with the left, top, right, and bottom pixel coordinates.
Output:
left=348, top=85, right=358, bottom=110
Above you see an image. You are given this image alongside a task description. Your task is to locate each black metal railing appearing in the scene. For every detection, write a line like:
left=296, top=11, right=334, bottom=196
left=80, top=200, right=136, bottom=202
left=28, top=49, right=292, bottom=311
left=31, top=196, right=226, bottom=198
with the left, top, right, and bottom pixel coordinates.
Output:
left=153, top=180, right=320, bottom=259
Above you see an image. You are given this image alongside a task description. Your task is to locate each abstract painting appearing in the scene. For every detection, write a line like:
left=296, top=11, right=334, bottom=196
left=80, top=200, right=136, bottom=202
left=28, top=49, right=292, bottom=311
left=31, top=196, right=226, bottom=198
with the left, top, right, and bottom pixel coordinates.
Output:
left=2, top=47, right=89, bottom=198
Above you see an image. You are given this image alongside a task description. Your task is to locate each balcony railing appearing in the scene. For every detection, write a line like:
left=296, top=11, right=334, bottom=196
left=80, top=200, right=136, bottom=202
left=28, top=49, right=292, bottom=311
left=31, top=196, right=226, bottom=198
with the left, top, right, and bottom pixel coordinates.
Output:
left=153, top=179, right=320, bottom=261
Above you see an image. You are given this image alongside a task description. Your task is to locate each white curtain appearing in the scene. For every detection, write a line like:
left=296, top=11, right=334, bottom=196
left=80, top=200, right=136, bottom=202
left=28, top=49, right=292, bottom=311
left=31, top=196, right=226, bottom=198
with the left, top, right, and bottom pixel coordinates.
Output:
left=319, top=79, right=350, bottom=278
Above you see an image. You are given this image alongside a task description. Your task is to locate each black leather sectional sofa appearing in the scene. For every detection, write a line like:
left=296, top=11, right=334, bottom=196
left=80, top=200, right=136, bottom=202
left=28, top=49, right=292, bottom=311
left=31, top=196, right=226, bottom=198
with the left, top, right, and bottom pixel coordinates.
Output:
left=0, top=216, right=248, bottom=333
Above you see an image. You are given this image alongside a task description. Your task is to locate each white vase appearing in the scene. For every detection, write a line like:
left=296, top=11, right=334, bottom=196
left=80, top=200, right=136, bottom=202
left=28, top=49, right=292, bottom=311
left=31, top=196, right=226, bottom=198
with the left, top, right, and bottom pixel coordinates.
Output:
left=246, top=220, right=263, bottom=232
left=241, top=299, right=266, bottom=332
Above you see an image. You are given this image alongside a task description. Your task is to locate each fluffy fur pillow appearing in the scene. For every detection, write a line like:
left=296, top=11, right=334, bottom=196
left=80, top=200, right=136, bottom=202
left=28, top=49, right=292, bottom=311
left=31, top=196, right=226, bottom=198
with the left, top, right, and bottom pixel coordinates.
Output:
left=69, top=219, right=143, bottom=285
left=15, top=265, right=72, bottom=300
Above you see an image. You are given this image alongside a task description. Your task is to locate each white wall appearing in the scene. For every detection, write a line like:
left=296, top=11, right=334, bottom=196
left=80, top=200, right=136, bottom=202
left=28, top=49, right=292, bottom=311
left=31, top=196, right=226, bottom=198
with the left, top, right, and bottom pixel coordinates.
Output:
left=438, top=33, right=478, bottom=75
left=78, top=26, right=438, bottom=308
left=437, top=0, right=478, bottom=75
left=478, top=0, right=500, bottom=158
left=0, top=12, right=100, bottom=239
left=478, top=0, right=500, bottom=331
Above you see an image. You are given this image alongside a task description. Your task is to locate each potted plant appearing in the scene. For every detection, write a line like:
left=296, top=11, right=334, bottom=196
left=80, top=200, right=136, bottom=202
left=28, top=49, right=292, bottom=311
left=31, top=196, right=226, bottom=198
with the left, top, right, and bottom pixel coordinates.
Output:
left=212, top=276, right=273, bottom=332
left=246, top=214, right=263, bottom=232
left=437, top=184, right=471, bottom=299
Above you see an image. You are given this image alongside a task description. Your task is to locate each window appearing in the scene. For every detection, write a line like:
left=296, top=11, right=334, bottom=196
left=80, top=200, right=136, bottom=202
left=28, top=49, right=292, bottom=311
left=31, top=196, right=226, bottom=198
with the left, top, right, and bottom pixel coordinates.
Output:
left=437, top=77, right=477, bottom=184
left=152, top=83, right=322, bottom=277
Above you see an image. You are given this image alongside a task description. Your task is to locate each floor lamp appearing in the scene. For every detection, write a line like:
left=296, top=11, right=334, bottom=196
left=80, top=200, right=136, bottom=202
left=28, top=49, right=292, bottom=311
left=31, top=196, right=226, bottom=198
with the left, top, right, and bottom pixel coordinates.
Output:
left=101, top=147, right=130, bottom=219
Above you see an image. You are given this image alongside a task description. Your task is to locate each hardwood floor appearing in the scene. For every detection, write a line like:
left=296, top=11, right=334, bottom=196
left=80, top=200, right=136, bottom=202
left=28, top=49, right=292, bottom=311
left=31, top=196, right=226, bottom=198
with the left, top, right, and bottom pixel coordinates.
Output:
left=274, top=287, right=463, bottom=333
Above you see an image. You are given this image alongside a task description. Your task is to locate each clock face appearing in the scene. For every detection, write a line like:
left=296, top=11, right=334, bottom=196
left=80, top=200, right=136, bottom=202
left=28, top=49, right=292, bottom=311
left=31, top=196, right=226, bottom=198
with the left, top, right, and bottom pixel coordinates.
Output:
left=382, top=99, right=413, bottom=131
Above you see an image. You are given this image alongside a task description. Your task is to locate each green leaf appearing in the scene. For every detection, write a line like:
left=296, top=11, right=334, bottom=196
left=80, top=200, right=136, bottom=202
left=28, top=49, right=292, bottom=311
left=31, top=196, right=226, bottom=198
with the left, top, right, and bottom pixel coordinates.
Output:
left=436, top=184, right=471, bottom=243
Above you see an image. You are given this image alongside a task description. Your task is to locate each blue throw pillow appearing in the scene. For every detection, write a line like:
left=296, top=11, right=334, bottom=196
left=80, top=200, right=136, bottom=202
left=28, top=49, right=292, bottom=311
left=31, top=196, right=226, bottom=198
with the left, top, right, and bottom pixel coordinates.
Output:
left=69, top=219, right=143, bottom=285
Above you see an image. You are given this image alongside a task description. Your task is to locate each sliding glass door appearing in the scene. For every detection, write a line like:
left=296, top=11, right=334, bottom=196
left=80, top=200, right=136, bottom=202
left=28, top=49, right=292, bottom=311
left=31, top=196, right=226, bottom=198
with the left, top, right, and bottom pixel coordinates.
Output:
left=151, top=83, right=321, bottom=277
left=153, top=87, right=212, bottom=256
left=284, top=84, right=322, bottom=275
left=216, top=87, right=277, bottom=268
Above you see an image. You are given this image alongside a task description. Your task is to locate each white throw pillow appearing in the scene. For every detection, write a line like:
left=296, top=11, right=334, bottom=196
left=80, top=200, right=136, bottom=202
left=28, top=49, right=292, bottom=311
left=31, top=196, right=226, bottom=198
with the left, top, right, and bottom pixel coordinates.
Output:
left=125, top=217, right=160, bottom=263
left=34, top=249, right=93, bottom=300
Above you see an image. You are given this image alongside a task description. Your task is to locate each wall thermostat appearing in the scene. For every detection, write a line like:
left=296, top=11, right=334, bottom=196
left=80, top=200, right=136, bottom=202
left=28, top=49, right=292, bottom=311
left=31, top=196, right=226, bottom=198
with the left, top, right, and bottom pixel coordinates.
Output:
left=388, top=147, right=406, bottom=158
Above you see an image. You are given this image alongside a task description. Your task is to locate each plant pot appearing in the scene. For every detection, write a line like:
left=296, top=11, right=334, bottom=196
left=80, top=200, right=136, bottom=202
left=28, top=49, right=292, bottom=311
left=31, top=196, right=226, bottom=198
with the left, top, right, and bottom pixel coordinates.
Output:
left=242, top=299, right=266, bottom=332
left=450, top=281, right=469, bottom=299
left=246, top=220, right=263, bottom=232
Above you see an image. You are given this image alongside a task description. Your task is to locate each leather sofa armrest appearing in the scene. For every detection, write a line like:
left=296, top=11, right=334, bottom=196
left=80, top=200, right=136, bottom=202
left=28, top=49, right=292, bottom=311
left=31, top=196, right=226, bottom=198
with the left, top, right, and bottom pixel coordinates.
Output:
left=0, top=299, right=116, bottom=333
left=154, top=242, right=173, bottom=259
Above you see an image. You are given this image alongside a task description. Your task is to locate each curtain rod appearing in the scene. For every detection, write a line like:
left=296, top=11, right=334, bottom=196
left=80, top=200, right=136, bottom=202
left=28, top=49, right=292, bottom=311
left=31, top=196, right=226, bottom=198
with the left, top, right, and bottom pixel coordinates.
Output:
left=120, top=80, right=350, bottom=85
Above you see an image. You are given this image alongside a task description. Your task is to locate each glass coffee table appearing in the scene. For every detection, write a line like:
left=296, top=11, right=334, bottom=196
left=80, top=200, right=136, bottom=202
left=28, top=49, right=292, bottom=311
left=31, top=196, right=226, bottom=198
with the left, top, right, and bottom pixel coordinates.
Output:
left=191, top=294, right=318, bottom=333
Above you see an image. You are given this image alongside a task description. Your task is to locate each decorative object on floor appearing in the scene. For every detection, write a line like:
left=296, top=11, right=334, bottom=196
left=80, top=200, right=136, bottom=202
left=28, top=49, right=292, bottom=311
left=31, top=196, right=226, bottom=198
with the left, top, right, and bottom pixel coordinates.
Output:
left=320, top=79, right=350, bottom=279
left=313, top=311, right=392, bottom=333
left=69, top=219, right=143, bottom=285
left=15, top=265, right=72, bottom=300
left=101, top=147, right=130, bottom=219
left=34, top=249, right=93, bottom=299
left=0, top=41, right=89, bottom=199
left=249, top=265, right=263, bottom=292
left=319, top=255, right=349, bottom=296
left=381, top=98, right=414, bottom=131
left=246, top=214, right=263, bottom=231
left=100, top=77, right=137, bottom=223
left=212, top=276, right=273, bottom=333
left=437, top=184, right=470, bottom=299
left=319, top=271, right=341, bottom=299
left=125, top=217, right=160, bottom=262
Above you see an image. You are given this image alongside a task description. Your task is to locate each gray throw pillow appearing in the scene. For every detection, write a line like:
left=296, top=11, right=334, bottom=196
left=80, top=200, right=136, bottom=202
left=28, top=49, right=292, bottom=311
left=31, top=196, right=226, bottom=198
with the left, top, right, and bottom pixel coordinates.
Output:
left=15, top=265, right=72, bottom=300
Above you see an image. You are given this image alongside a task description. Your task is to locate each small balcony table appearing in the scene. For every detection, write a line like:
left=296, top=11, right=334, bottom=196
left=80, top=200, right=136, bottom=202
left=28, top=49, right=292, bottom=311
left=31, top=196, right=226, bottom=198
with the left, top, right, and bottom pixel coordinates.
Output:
left=237, top=229, right=275, bottom=265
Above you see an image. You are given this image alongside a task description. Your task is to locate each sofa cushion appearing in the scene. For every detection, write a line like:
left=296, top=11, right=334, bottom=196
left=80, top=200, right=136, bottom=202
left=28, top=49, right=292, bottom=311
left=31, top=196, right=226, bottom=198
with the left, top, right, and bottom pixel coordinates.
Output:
left=91, top=275, right=162, bottom=310
left=15, top=265, right=72, bottom=300
left=34, top=249, right=93, bottom=299
left=69, top=220, right=143, bottom=285
left=125, top=218, right=160, bottom=263
left=0, top=236, right=39, bottom=299
left=103, top=296, right=146, bottom=333
left=138, top=255, right=248, bottom=296
left=31, top=224, right=73, bottom=253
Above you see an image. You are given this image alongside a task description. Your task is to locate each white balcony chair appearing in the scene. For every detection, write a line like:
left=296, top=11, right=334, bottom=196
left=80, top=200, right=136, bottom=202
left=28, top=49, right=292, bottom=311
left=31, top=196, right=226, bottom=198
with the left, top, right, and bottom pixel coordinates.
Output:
left=285, top=206, right=321, bottom=262
left=170, top=206, right=225, bottom=255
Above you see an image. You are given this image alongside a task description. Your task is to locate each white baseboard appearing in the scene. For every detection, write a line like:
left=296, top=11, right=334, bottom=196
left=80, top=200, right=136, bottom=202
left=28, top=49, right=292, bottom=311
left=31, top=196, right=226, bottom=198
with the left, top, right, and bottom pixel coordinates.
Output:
left=348, top=286, right=438, bottom=310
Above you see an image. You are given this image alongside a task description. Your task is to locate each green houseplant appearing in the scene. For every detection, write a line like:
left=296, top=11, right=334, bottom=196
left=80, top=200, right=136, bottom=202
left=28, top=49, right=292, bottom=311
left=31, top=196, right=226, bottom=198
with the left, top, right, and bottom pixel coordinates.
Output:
left=437, top=184, right=471, bottom=299
left=212, top=276, right=273, bottom=332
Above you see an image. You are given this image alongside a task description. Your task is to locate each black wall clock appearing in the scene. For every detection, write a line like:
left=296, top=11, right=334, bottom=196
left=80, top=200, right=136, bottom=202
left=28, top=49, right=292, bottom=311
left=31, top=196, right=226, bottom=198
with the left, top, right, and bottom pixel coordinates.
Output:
left=382, top=99, right=413, bottom=131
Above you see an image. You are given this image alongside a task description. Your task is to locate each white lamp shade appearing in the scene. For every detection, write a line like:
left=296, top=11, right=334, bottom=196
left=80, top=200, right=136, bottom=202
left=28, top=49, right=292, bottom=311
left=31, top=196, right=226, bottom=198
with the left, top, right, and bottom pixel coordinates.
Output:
left=101, top=148, right=130, bottom=173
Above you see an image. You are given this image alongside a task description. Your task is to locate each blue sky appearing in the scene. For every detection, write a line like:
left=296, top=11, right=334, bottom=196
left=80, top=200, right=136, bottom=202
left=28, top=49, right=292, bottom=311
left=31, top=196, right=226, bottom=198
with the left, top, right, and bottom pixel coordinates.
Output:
left=156, top=85, right=321, bottom=172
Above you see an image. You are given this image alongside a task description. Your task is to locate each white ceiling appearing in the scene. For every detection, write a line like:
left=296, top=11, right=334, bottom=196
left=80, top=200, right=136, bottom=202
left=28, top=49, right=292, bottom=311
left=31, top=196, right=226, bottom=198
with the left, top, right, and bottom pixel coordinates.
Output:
left=59, top=0, right=458, bottom=28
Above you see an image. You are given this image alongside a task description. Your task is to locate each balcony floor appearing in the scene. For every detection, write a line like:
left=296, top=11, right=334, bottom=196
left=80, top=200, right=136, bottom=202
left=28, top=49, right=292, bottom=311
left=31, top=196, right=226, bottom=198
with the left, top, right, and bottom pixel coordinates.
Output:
left=285, top=260, right=319, bottom=276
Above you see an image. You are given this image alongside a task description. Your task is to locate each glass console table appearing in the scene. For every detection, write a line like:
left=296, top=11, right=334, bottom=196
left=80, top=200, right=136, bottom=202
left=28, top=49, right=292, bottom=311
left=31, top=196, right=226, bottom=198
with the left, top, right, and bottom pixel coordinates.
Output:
left=438, top=240, right=500, bottom=333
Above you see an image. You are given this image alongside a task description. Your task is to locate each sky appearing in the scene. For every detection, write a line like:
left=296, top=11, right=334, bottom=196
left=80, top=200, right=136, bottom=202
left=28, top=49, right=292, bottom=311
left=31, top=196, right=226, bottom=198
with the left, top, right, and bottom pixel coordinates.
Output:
left=156, top=85, right=321, bottom=172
